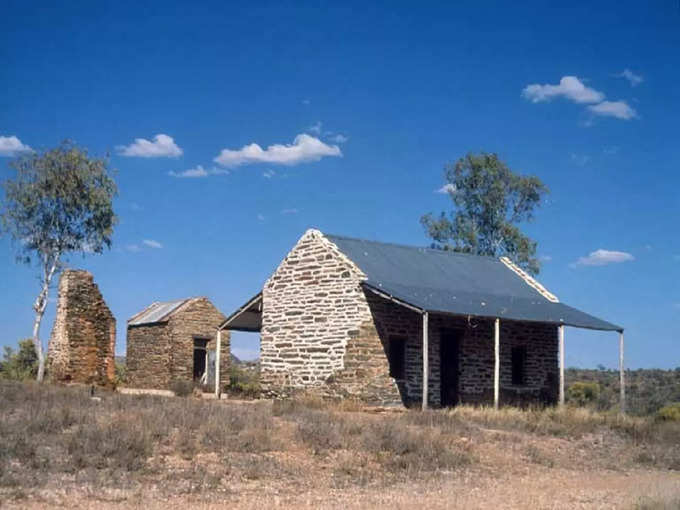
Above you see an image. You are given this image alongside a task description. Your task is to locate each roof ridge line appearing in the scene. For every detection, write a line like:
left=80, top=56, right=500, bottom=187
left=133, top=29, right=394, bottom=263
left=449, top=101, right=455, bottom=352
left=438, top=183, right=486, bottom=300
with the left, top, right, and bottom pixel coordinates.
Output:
left=499, top=257, right=559, bottom=303
left=323, top=232, right=499, bottom=261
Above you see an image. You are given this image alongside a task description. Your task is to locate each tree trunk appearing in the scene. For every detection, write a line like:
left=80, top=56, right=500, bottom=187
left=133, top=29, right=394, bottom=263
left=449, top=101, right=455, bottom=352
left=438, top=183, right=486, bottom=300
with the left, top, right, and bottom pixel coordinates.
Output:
left=32, top=255, right=60, bottom=382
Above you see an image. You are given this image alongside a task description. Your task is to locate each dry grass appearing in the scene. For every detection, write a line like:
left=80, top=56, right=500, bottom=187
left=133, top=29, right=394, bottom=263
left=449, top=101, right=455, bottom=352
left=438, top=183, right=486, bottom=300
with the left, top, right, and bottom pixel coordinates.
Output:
left=1, top=381, right=679, bottom=508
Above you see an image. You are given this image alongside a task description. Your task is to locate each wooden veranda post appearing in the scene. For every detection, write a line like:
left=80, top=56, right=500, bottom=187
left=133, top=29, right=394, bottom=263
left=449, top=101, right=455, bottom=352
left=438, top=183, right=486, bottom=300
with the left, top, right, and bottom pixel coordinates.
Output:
left=559, top=325, right=565, bottom=407
left=619, top=331, right=625, bottom=414
left=494, top=318, right=500, bottom=410
left=215, top=328, right=222, bottom=398
left=422, top=312, right=429, bottom=411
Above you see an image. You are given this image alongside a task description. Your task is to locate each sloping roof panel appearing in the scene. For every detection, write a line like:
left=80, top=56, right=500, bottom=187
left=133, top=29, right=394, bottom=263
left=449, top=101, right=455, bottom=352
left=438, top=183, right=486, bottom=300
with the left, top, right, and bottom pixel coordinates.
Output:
left=128, top=299, right=190, bottom=326
left=326, top=234, right=622, bottom=332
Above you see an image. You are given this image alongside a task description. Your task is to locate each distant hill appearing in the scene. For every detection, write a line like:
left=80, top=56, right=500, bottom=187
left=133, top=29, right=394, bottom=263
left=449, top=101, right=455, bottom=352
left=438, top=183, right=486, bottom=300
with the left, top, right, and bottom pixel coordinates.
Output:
left=566, top=367, right=680, bottom=415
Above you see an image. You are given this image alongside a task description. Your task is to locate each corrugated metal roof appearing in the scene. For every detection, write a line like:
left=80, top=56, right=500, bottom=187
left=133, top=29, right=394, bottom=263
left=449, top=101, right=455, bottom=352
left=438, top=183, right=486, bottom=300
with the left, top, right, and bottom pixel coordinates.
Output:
left=128, top=299, right=190, bottom=326
left=325, top=234, right=622, bottom=332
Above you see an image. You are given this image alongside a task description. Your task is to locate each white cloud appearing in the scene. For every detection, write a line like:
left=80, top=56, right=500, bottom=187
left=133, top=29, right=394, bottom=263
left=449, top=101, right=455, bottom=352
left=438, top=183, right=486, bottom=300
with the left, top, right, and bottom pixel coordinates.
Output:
left=126, top=244, right=141, bottom=253
left=214, top=133, right=342, bottom=168
left=573, top=249, right=635, bottom=267
left=540, top=255, right=553, bottom=262
left=522, top=76, right=605, bottom=104
left=603, top=146, right=620, bottom=155
left=262, top=170, right=276, bottom=179
left=117, top=134, right=183, bottom=158
left=309, top=121, right=322, bottom=135
left=587, top=100, right=637, bottom=120
left=617, top=69, right=643, bottom=87
left=0, top=135, right=32, bottom=157
left=328, top=133, right=348, bottom=143
left=436, top=183, right=457, bottom=194
left=281, top=208, right=299, bottom=215
left=168, top=165, right=229, bottom=178
left=570, top=153, right=590, bottom=166
left=143, top=239, right=163, bottom=249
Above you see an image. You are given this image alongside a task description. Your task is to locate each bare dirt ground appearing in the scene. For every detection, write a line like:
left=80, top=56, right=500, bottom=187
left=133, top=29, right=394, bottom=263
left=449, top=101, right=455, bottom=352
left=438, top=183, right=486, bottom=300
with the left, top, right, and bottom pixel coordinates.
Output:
left=2, top=383, right=679, bottom=509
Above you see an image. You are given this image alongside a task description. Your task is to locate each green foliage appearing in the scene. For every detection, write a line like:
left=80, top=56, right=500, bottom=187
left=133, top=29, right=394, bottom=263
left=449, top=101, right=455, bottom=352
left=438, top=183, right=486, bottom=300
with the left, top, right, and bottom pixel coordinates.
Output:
left=656, top=403, right=680, bottom=422
left=0, top=339, right=38, bottom=381
left=114, top=361, right=127, bottom=386
left=1, top=141, right=118, bottom=264
left=567, top=381, right=600, bottom=407
left=228, top=363, right=261, bottom=398
left=566, top=368, right=680, bottom=416
left=421, top=152, right=548, bottom=275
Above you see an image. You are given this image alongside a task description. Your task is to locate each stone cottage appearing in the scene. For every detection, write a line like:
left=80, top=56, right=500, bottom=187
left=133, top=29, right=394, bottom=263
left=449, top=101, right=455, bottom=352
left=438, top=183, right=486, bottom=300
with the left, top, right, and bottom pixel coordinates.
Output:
left=126, top=297, right=229, bottom=390
left=48, top=269, right=116, bottom=386
left=221, top=229, right=625, bottom=409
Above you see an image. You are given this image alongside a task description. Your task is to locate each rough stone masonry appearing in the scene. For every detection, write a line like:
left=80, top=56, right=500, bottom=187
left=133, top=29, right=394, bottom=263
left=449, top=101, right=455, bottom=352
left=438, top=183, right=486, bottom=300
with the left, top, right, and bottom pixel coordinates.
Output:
left=48, top=269, right=116, bottom=386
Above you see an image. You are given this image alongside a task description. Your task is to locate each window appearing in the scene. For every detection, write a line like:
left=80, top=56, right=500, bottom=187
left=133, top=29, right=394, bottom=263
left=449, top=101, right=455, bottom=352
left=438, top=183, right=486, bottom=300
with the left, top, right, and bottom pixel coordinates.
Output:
left=511, top=346, right=527, bottom=386
left=388, top=337, right=406, bottom=380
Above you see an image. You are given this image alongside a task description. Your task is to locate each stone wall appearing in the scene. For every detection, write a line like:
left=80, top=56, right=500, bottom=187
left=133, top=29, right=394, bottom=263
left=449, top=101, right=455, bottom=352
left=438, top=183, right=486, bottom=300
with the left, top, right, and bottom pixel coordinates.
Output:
left=126, top=298, right=230, bottom=390
left=260, top=230, right=401, bottom=403
left=48, top=270, right=116, bottom=386
left=366, top=299, right=558, bottom=407
left=126, top=323, right=171, bottom=389
left=168, top=298, right=230, bottom=389
left=260, top=230, right=558, bottom=407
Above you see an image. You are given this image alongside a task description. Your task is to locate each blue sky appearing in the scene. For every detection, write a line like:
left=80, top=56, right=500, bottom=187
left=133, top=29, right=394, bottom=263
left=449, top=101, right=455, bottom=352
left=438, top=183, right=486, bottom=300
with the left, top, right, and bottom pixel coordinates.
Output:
left=1, top=1, right=678, bottom=367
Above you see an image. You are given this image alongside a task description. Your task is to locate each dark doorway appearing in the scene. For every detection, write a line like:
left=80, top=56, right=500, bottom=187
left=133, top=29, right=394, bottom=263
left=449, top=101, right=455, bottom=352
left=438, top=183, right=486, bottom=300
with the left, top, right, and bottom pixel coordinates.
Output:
left=440, top=329, right=461, bottom=407
left=193, top=338, right=208, bottom=380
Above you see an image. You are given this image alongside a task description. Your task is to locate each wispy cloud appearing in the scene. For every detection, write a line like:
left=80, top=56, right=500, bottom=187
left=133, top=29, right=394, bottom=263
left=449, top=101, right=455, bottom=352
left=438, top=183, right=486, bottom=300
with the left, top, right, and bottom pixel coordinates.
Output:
left=328, top=133, right=348, bottom=144
left=587, top=100, right=637, bottom=120
left=130, top=202, right=143, bottom=211
left=168, top=165, right=229, bottom=178
left=436, top=183, right=457, bottom=194
left=302, top=99, right=311, bottom=105
left=0, top=135, right=32, bottom=157
left=214, top=134, right=341, bottom=168
left=539, top=255, right=553, bottom=262
left=572, top=249, right=634, bottom=267
left=603, top=146, right=620, bottom=155
left=616, top=69, right=643, bottom=87
left=522, top=76, right=638, bottom=121
left=126, top=244, right=141, bottom=253
left=117, top=134, right=183, bottom=158
left=522, top=76, right=605, bottom=104
left=570, top=153, right=591, bottom=166
left=309, top=121, right=322, bottom=135
left=257, top=213, right=265, bottom=222
left=143, top=239, right=163, bottom=249
left=281, top=208, right=299, bottom=215
left=262, top=170, right=276, bottom=179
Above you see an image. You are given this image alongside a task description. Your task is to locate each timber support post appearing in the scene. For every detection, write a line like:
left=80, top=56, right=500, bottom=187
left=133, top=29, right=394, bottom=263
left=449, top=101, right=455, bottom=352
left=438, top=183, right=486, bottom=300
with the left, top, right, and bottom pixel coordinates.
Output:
left=422, top=312, right=429, bottom=411
left=619, top=331, right=625, bottom=414
left=559, top=325, right=565, bottom=407
left=215, top=328, right=222, bottom=398
left=494, top=318, right=500, bottom=410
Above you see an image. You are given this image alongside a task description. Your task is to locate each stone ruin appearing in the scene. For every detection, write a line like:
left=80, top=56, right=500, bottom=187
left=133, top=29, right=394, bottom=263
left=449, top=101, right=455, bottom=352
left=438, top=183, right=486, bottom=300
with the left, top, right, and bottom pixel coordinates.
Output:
left=48, top=269, right=116, bottom=386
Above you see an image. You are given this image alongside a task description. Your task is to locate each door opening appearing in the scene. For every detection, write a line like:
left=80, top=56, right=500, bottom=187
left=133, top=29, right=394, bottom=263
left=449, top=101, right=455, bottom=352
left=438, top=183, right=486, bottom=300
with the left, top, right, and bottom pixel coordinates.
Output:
left=193, top=338, right=208, bottom=381
left=440, top=329, right=461, bottom=407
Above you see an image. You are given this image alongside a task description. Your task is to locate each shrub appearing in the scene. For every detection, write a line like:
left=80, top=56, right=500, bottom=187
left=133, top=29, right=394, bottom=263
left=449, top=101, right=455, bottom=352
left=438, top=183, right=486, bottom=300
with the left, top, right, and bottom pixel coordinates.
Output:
left=0, top=340, right=37, bottom=381
left=656, top=403, right=680, bottom=422
left=227, top=364, right=260, bottom=398
left=567, top=381, right=600, bottom=406
left=170, top=379, right=194, bottom=397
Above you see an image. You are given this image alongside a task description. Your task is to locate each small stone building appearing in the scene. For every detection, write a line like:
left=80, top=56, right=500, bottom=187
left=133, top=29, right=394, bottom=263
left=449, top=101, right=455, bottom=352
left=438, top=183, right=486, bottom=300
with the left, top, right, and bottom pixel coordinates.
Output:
left=48, top=269, right=116, bottom=386
left=222, top=229, right=624, bottom=408
left=126, top=297, right=229, bottom=390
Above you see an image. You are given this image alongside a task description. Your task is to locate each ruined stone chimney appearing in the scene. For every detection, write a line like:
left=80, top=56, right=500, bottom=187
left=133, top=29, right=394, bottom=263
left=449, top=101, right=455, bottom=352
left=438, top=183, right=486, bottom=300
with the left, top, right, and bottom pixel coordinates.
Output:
left=48, top=270, right=116, bottom=386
